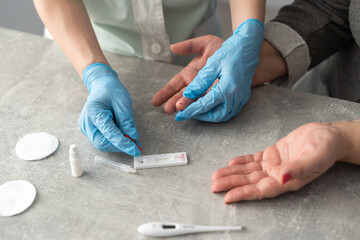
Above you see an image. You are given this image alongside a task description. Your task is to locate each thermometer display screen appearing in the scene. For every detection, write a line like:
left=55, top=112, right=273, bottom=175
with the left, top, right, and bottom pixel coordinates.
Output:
left=162, top=225, right=176, bottom=229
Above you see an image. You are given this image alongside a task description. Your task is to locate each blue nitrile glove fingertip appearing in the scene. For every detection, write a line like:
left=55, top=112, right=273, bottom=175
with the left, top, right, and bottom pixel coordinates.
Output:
left=175, top=116, right=184, bottom=122
left=119, top=136, right=141, bottom=156
left=183, top=88, right=197, bottom=100
left=130, top=146, right=141, bottom=157
left=175, top=112, right=187, bottom=122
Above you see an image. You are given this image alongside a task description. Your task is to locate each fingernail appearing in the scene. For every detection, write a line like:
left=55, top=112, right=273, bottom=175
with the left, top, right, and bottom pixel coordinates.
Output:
left=282, top=173, right=292, bottom=184
left=125, top=134, right=142, bottom=151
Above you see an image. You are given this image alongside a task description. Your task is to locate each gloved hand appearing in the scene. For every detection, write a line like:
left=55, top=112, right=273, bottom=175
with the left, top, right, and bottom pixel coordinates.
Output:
left=175, top=19, right=264, bottom=122
left=152, top=35, right=224, bottom=113
left=78, top=63, right=141, bottom=156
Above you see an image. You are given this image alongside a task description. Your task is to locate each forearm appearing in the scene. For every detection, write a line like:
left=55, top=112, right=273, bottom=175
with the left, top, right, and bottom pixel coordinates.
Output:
left=33, top=0, right=109, bottom=75
left=333, top=119, right=360, bottom=165
left=229, top=0, right=266, bottom=31
left=229, top=0, right=269, bottom=85
left=273, top=0, right=352, bottom=70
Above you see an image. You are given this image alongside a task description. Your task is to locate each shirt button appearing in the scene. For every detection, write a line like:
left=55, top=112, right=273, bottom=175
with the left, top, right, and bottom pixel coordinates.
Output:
left=151, top=43, right=162, bottom=54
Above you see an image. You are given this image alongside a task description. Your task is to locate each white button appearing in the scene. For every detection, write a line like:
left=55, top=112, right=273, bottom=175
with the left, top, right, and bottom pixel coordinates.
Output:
left=151, top=43, right=162, bottom=54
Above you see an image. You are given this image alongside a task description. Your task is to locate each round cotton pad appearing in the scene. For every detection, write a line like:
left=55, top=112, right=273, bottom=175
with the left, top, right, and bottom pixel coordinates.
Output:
left=0, top=180, right=36, bottom=217
left=16, top=132, right=59, bottom=160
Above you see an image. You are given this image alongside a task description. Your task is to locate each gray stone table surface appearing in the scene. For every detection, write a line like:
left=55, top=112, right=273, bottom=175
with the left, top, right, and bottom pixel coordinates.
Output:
left=1, top=27, right=360, bottom=240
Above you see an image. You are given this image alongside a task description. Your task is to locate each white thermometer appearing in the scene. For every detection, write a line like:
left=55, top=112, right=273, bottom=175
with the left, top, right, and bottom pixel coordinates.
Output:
left=137, top=222, right=246, bottom=237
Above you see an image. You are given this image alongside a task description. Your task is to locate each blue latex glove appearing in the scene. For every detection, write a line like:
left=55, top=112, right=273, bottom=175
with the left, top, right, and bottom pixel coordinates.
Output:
left=175, top=19, right=264, bottom=122
left=78, top=63, right=141, bottom=156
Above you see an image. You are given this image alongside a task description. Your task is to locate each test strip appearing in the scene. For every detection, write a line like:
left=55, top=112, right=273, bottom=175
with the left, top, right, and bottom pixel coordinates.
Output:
left=134, top=152, right=187, bottom=169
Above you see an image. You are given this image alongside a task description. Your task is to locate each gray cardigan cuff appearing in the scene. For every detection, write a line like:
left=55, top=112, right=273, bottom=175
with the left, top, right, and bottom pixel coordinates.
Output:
left=264, top=21, right=311, bottom=88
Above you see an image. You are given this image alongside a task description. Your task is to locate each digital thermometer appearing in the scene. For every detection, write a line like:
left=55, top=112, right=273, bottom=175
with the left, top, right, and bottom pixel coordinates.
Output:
left=137, top=222, right=246, bottom=237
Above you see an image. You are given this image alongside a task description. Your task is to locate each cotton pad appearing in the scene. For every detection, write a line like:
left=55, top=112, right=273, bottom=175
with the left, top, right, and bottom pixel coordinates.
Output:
left=0, top=180, right=36, bottom=217
left=15, top=132, right=59, bottom=160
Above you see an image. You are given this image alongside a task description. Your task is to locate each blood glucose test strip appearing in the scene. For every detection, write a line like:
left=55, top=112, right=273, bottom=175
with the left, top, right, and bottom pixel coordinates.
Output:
left=134, top=152, right=187, bottom=169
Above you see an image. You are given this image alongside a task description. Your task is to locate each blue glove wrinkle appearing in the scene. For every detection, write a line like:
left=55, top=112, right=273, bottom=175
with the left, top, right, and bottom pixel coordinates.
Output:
left=92, top=131, right=118, bottom=152
left=88, top=104, right=140, bottom=156
left=78, top=107, right=119, bottom=152
left=82, top=63, right=118, bottom=91
left=177, top=19, right=264, bottom=122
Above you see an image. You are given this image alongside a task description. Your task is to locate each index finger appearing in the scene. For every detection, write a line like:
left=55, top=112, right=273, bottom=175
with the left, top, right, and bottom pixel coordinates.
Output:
left=152, top=72, right=187, bottom=107
left=224, top=178, right=283, bottom=203
left=170, top=36, right=209, bottom=55
left=212, top=162, right=262, bottom=181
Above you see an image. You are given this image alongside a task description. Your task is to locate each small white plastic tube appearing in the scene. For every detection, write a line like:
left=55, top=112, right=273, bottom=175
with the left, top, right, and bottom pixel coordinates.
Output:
left=94, top=155, right=136, bottom=173
left=69, top=144, right=83, bottom=177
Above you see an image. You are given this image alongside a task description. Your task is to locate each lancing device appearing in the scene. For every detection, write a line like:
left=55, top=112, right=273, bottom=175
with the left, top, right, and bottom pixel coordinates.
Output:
left=137, top=222, right=246, bottom=237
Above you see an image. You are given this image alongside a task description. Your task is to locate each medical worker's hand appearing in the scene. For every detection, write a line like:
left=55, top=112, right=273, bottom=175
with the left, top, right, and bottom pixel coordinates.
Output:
left=212, top=122, right=347, bottom=203
left=152, top=35, right=224, bottom=113
left=175, top=19, right=264, bottom=122
left=79, top=63, right=141, bottom=156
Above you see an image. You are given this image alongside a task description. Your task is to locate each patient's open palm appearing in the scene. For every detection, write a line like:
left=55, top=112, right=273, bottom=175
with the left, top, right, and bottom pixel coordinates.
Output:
left=212, top=122, right=343, bottom=203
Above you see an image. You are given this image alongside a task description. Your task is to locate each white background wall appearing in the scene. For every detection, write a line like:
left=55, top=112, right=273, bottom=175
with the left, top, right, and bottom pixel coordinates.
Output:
left=0, top=0, right=293, bottom=37
left=0, top=0, right=44, bottom=35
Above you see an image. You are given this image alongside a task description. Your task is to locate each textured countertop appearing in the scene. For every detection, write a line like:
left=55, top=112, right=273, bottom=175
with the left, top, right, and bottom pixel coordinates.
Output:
left=1, top=27, right=360, bottom=240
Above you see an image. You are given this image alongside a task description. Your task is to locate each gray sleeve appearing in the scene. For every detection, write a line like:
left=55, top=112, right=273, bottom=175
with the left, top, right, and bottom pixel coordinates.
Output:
left=264, top=0, right=353, bottom=87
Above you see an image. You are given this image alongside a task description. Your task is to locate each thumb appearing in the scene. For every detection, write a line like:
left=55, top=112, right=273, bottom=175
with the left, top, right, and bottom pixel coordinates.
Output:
left=278, top=154, right=326, bottom=184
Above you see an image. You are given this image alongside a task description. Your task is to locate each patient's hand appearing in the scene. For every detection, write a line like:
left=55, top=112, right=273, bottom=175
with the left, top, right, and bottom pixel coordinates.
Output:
left=152, top=35, right=224, bottom=113
left=212, top=122, right=345, bottom=203
left=152, top=37, right=287, bottom=114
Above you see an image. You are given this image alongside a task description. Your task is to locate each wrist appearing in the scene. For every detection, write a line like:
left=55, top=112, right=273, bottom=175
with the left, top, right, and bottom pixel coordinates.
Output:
left=252, top=40, right=288, bottom=86
left=332, top=120, right=360, bottom=165
left=82, top=63, right=118, bottom=93
left=79, top=57, right=109, bottom=77
left=233, top=19, right=264, bottom=35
